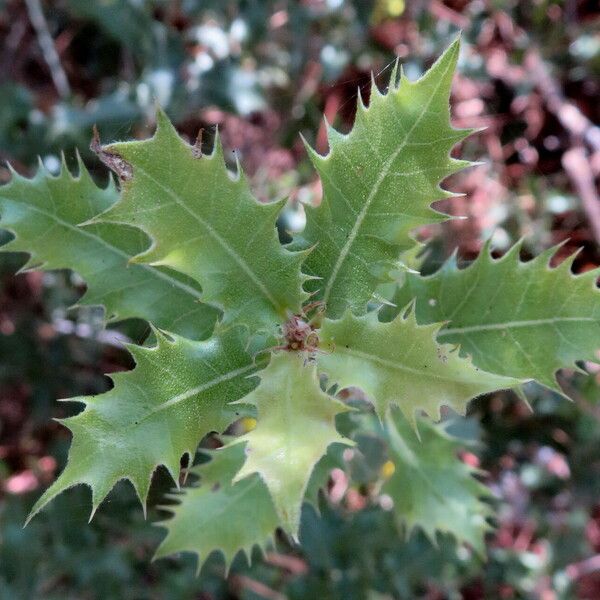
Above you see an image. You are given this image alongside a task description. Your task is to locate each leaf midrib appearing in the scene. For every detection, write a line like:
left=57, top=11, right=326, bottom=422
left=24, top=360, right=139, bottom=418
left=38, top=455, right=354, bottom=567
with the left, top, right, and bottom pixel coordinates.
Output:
left=439, top=316, right=597, bottom=336
left=334, top=345, right=495, bottom=385
left=135, top=362, right=258, bottom=425
left=133, top=164, right=283, bottom=313
left=321, top=52, right=455, bottom=308
left=19, top=203, right=203, bottom=300
left=386, top=420, right=456, bottom=508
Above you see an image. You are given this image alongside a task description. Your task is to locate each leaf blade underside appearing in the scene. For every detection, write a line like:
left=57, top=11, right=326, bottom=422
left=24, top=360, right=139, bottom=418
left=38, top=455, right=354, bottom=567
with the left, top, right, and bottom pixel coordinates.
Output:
left=299, top=37, right=472, bottom=318
left=231, top=352, right=351, bottom=536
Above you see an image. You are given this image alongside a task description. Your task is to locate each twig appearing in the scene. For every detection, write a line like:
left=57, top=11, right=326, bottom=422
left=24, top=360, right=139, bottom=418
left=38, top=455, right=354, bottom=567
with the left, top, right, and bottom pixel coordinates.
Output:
left=229, top=574, right=287, bottom=600
left=525, top=49, right=600, bottom=153
left=264, top=552, right=309, bottom=575
left=562, top=147, right=600, bottom=244
left=24, top=0, right=71, bottom=98
left=566, top=554, right=600, bottom=579
left=520, top=49, right=600, bottom=243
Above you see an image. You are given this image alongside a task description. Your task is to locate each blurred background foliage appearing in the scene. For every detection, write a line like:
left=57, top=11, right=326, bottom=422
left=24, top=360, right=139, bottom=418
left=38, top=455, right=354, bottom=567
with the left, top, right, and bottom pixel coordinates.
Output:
left=0, top=0, right=599, bottom=598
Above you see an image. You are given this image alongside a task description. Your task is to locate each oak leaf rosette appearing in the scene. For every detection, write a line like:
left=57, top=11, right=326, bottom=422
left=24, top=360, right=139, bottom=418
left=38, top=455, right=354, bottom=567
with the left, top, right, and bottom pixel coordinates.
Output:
left=0, top=37, right=594, bottom=571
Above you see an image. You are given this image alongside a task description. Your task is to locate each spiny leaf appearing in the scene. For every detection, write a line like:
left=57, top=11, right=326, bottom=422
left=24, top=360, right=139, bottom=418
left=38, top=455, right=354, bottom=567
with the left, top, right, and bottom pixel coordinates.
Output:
left=382, top=408, right=492, bottom=556
left=0, top=159, right=218, bottom=339
left=318, top=309, right=520, bottom=423
left=155, top=443, right=279, bottom=572
left=28, top=327, right=262, bottom=522
left=95, top=110, right=309, bottom=332
left=231, top=352, right=351, bottom=536
left=298, top=37, right=472, bottom=317
left=388, top=241, right=600, bottom=394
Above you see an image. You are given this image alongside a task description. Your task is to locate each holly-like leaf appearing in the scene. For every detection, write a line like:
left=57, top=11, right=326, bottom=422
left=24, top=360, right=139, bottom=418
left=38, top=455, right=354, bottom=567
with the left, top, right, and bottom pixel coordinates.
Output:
left=382, top=407, right=492, bottom=556
left=0, top=160, right=218, bottom=339
left=389, top=241, right=600, bottom=393
left=155, top=443, right=279, bottom=571
left=298, top=37, right=471, bottom=317
left=28, top=327, right=262, bottom=522
left=318, top=309, right=520, bottom=422
left=95, top=111, right=309, bottom=331
left=231, top=352, right=351, bottom=535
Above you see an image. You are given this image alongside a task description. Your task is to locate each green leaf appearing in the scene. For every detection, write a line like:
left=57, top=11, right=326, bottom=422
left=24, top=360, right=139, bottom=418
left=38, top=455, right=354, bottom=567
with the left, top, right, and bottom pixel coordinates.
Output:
left=155, top=443, right=279, bottom=572
left=96, top=111, right=309, bottom=331
left=388, top=241, right=600, bottom=393
left=28, top=327, right=261, bottom=522
left=318, top=309, right=520, bottom=422
left=298, top=38, right=471, bottom=317
left=231, top=352, right=351, bottom=535
left=0, top=160, right=218, bottom=339
left=382, top=407, right=492, bottom=556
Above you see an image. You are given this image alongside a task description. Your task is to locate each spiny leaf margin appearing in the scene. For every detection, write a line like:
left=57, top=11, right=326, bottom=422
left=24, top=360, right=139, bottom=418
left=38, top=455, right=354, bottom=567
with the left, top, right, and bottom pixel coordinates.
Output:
left=382, top=408, right=493, bottom=556
left=299, top=36, right=474, bottom=318
left=27, top=326, right=262, bottom=524
left=155, top=443, right=279, bottom=574
left=0, top=156, right=218, bottom=339
left=94, top=110, right=310, bottom=332
left=231, top=352, right=351, bottom=536
left=318, top=307, right=521, bottom=423
left=387, top=240, right=600, bottom=394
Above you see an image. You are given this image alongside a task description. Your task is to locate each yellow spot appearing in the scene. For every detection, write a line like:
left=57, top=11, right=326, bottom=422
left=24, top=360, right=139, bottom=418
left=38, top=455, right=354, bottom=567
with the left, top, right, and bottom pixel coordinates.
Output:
left=371, top=0, right=405, bottom=25
left=387, top=0, right=405, bottom=17
left=380, top=460, right=396, bottom=479
left=242, top=417, right=257, bottom=432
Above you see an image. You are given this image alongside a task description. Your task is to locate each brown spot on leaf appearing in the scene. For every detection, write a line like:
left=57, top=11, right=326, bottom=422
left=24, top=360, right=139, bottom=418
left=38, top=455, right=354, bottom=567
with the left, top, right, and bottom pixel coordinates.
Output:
left=192, top=128, right=204, bottom=158
left=90, top=125, right=133, bottom=181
